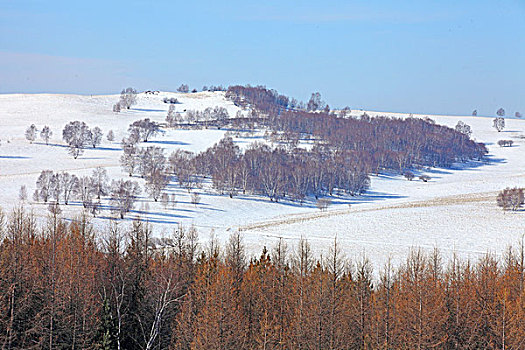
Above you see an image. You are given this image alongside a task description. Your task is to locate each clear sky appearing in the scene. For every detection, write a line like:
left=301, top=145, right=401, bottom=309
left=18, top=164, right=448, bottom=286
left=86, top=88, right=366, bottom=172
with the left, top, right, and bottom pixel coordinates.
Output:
left=0, top=0, right=523, bottom=116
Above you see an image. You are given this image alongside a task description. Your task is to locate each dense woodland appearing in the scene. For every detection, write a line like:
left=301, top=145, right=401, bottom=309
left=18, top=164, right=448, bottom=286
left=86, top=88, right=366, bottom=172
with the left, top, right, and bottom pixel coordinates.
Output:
left=0, top=208, right=524, bottom=349
left=225, top=85, right=487, bottom=170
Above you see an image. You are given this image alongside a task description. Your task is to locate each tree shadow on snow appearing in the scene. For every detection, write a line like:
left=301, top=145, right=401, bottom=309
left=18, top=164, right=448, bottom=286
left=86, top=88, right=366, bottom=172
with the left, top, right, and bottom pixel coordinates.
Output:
left=146, top=140, right=190, bottom=146
left=0, top=155, right=31, bottom=159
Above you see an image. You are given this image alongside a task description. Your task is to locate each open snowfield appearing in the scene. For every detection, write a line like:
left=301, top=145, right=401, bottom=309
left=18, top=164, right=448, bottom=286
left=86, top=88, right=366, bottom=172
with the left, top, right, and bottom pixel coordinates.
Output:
left=0, top=92, right=524, bottom=268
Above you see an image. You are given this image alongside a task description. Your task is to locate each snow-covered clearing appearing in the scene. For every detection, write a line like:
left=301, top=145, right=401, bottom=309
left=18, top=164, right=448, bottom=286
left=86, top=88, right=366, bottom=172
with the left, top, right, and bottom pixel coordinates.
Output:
left=0, top=92, right=523, bottom=268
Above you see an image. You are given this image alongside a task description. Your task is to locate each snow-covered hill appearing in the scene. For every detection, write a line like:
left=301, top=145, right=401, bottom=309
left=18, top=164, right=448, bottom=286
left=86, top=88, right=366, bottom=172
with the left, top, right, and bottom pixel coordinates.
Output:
left=0, top=91, right=524, bottom=268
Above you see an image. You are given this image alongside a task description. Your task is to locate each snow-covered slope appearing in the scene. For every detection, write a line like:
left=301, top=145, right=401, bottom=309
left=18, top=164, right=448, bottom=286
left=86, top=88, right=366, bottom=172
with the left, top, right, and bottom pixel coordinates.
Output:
left=0, top=92, right=523, bottom=268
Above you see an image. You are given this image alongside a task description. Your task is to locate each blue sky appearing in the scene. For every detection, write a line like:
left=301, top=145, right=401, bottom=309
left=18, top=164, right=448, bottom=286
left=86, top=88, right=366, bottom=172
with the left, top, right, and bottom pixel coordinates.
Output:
left=0, top=0, right=523, bottom=116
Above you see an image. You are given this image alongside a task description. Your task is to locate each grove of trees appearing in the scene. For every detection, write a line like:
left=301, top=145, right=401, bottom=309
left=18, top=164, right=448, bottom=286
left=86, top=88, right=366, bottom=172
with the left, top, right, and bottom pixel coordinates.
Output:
left=62, top=121, right=103, bottom=158
left=0, top=209, right=524, bottom=349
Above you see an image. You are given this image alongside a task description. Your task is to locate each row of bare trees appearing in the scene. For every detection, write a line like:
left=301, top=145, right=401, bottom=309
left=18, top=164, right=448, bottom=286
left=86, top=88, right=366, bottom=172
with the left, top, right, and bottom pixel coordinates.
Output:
left=33, top=168, right=142, bottom=218
left=0, top=208, right=524, bottom=349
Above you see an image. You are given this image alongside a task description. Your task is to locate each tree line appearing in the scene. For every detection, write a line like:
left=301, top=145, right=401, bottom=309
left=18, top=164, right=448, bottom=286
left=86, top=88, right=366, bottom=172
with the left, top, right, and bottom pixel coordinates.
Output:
left=0, top=208, right=524, bottom=349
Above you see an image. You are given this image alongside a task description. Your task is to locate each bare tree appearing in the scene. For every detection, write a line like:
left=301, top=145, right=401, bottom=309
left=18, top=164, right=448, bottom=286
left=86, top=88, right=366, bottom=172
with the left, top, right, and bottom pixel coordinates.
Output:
left=90, top=126, right=103, bottom=148
left=120, top=138, right=139, bottom=176
left=190, top=192, right=201, bottom=207
left=110, top=179, right=141, bottom=218
left=75, top=176, right=94, bottom=208
left=61, top=172, right=78, bottom=205
left=472, top=109, right=478, bottom=116
left=50, top=173, right=62, bottom=203
left=166, top=105, right=177, bottom=127
left=139, top=146, right=166, bottom=179
left=36, top=170, right=54, bottom=202
left=515, top=112, right=522, bottom=118
left=177, top=84, right=189, bottom=93
left=129, top=119, right=161, bottom=142
left=25, top=124, right=37, bottom=143
left=19, top=185, right=27, bottom=201
left=497, top=187, right=524, bottom=211
left=497, top=140, right=514, bottom=147
left=316, top=197, right=332, bottom=211
left=307, top=92, right=324, bottom=111
left=404, top=171, right=415, bottom=181
left=40, top=125, right=53, bottom=145
left=497, top=108, right=505, bottom=117
left=113, top=102, right=121, bottom=113
left=161, top=193, right=169, bottom=208
left=493, top=117, right=505, bottom=132
left=91, top=167, right=109, bottom=200
left=107, top=130, right=115, bottom=142
left=419, top=175, right=431, bottom=182
left=47, top=201, right=62, bottom=216
left=62, top=121, right=91, bottom=158
left=119, top=87, right=137, bottom=109
left=455, top=121, right=472, bottom=137
left=145, top=172, right=169, bottom=202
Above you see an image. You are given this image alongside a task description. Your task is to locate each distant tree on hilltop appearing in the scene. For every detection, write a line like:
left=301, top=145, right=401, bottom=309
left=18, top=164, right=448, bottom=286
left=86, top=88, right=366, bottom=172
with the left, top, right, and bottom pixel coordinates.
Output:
left=177, top=84, right=189, bottom=93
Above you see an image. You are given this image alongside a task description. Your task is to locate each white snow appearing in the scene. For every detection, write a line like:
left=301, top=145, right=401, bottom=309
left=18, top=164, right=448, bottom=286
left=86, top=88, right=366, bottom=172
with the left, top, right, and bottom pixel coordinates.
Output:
left=0, top=92, right=524, bottom=269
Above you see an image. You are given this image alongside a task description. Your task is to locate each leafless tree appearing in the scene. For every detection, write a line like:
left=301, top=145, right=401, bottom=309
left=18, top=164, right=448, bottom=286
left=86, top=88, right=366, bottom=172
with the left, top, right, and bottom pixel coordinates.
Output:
left=61, top=172, right=78, bottom=205
left=113, top=102, right=121, bottom=113
left=493, top=117, right=505, bottom=132
left=25, top=124, right=37, bottom=143
left=90, top=126, right=103, bottom=148
left=316, top=197, right=332, bottom=211
left=166, top=104, right=177, bottom=127
left=119, top=87, right=137, bottom=109
left=19, top=185, right=27, bottom=201
left=47, top=201, right=62, bottom=216
left=472, top=109, right=478, bottom=116
left=515, top=112, right=522, bottom=118
left=110, top=179, right=141, bottom=219
left=497, top=187, right=524, bottom=211
left=36, top=170, right=54, bottom=202
left=190, top=192, right=201, bottom=207
left=62, top=121, right=91, bottom=158
left=161, top=193, right=169, bottom=208
left=40, top=125, right=53, bottom=145
left=497, top=140, right=514, bottom=147
left=139, top=146, right=166, bottom=179
left=177, top=84, right=189, bottom=93
left=145, top=171, right=169, bottom=202
left=497, top=108, right=505, bottom=117
left=129, top=118, right=161, bottom=142
left=75, top=176, right=94, bottom=208
left=307, top=92, right=324, bottom=111
left=107, top=130, right=115, bottom=141
left=120, top=138, right=139, bottom=176
left=455, top=121, right=472, bottom=137
left=50, top=172, right=62, bottom=203
left=419, top=175, right=431, bottom=182
left=404, top=171, right=415, bottom=181
left=169, top=150, right=200, bottom=192
left=91, top=167, right=109, bottom=199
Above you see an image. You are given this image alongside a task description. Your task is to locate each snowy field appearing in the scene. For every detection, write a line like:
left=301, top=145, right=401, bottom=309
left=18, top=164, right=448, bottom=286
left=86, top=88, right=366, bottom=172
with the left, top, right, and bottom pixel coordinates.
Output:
left=0, top=92, right=524, bottom=268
